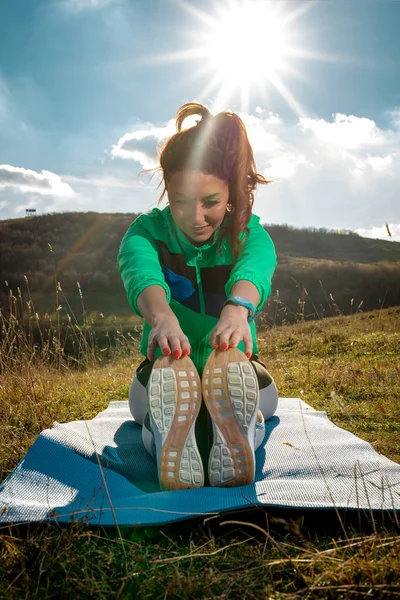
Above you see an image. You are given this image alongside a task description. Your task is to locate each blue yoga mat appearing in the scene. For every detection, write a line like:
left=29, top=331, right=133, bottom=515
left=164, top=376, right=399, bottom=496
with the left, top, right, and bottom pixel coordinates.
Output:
left=0, top=398, right=399, bottom=527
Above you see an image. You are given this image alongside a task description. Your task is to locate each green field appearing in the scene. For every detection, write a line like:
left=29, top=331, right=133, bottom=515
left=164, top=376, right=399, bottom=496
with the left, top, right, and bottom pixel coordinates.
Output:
left=0, top=304, right=399, bottom=599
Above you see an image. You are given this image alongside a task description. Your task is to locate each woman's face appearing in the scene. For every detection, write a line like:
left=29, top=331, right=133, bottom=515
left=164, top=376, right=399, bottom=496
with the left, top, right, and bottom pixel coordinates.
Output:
left=166, top=170, right=229, bottom=246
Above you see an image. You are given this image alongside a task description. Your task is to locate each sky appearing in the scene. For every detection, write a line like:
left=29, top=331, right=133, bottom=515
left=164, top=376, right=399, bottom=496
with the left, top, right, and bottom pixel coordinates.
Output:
left=0, top=0, right=399, bottom=240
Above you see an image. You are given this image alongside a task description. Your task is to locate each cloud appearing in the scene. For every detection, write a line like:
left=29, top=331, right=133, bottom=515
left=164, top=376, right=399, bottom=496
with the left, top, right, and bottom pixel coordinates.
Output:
left=110, top=112, right=282, bottom=169
left=0, top=165, right=75, bottom=197
left=300, top=113, right=386, bottom=149
left=265, top=153, right=314, bottom=180
left=355, top=224, right=400, bottom=242
left=58, top=170, right=160, bottom=214
left=110, top=121, right=175, bottom=168
left=64, top=173, right=146, bottom=190
left=388, top=107, right=400, bottom=129
left=60, top=0, right=116, bottom=11
left=365, top=154, right=394, bottom=172
left=5, top=190, right=90, bottom=219
left=109, top=109, right=400, bottom=237
left=238, top=110, right=400, bottom=234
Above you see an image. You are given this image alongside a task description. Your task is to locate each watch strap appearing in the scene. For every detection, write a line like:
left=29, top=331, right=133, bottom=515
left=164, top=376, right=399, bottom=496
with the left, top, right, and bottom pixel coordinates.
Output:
left=223, top=296, right=260, bottom=323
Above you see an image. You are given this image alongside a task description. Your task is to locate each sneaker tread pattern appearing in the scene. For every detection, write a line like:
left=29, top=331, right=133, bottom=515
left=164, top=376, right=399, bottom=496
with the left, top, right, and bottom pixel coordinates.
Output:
left=149, top=355, right=204, bottom=491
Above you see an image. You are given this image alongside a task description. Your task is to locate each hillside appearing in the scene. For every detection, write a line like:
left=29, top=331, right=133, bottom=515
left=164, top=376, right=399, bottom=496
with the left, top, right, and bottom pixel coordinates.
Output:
left=266, top=224, right=400, bottom=263
left=0, top=212, right=399, bottom=321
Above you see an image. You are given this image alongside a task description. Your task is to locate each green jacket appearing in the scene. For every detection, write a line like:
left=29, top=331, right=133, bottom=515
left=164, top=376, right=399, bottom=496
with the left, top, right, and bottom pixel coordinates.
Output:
left=118, top=206, right=277, bottom=376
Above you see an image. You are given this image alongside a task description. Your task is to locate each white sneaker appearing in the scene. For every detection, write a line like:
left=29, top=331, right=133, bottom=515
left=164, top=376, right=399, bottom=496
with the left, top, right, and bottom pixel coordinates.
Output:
left=202, top=348, right=260, bottom=487
left=147, top=354, right=204, bottom=490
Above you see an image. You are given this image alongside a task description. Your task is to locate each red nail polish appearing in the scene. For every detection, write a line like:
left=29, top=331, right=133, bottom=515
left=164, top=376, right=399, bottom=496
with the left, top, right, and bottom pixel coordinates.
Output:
left=229, top=341, right=236, bottom=347
left=173, top=350, right=180, bottom=360
left=182, top=349, right=189, bottom=356
left=213, top=344, right=218, bottom=350
left=163, top=348, right=171, bottom=356
left=246, top=352, right=251, bottom=359
left=222, top=342, right=228, bottom=351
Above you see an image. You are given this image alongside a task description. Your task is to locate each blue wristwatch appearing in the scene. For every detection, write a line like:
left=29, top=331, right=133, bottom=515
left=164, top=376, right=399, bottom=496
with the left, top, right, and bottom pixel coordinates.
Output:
left=223, top=296, right=260, bottom=323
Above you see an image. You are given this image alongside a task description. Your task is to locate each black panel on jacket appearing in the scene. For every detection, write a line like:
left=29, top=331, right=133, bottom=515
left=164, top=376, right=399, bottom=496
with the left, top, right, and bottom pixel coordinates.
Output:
left=156, top=240, right=197, bottom=287
left=155, top=239, right=232, bottom=317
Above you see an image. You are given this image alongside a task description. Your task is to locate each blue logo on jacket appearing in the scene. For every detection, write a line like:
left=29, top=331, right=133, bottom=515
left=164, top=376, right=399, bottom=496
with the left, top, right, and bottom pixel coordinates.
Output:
left=162, top=265, right=196, bottom=302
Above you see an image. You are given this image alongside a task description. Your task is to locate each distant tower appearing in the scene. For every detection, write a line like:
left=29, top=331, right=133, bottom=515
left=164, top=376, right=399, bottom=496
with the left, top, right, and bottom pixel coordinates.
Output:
left=25, top=208, right=36, bottom=218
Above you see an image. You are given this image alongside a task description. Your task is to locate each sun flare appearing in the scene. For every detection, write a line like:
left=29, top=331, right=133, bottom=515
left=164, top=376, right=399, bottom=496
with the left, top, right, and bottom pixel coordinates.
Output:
left=175, top=0, right=317, bottom=113
left=203, top=2, right=290, bottom=91
left=141, top=0, right=330, bottom=114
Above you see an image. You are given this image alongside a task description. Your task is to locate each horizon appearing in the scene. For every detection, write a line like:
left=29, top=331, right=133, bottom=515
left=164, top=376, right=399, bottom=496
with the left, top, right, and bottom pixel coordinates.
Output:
left=2, top=208, right=399, bottom=245
left=1, top=0, right=399, bottom=241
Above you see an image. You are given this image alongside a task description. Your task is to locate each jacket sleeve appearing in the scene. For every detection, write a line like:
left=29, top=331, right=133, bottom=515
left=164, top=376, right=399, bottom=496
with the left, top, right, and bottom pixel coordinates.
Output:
left=225, top=215, right=277, bottom=311
left=117, top=216, right=171, bottom=318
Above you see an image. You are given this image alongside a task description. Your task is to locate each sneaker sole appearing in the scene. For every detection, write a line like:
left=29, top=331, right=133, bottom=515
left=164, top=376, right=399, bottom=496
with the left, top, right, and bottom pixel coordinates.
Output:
left=202, top=348, right=259, bottom=487
left=148, top=355, right=204, bottom=491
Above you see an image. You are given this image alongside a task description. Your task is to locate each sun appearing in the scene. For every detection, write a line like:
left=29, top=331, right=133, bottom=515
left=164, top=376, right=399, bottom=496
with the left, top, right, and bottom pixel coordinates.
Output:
left=178, top=0, right=318, bottom=113
left=140, top=0, right=327, bottom=114
left=201, top=2, right=291, bottom=96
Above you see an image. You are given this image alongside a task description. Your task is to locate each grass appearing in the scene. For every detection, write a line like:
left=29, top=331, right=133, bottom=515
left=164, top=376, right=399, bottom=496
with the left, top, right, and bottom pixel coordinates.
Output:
left=258, top=307, right=400, bottom=466
left=0, top=291, right=399, bottom=598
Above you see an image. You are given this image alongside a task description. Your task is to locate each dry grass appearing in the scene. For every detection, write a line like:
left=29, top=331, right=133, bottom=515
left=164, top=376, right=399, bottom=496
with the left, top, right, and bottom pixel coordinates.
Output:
left=257, top=307, right=400, bottom=464
left=0, top=293, right=399, bottom=599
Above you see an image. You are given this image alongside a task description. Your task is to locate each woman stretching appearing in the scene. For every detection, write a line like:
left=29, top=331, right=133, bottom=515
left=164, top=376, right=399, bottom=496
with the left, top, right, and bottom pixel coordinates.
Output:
left=118, top=102, right=278, bottom=491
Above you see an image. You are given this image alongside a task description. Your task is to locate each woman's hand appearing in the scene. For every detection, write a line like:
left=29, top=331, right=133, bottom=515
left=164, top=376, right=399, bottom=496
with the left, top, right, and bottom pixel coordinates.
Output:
left=209, top=304, right=253, bottom=358
left=147, top=313, right=191, bottom=362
